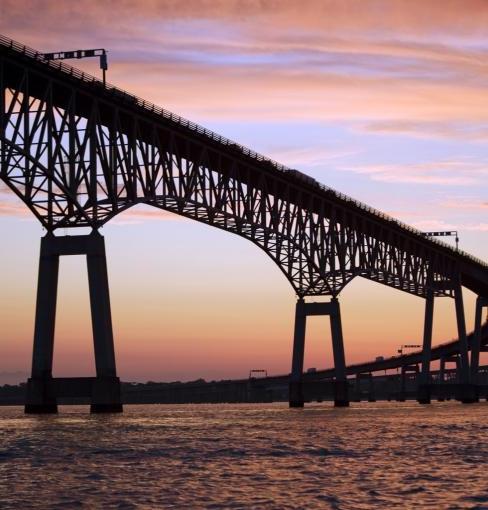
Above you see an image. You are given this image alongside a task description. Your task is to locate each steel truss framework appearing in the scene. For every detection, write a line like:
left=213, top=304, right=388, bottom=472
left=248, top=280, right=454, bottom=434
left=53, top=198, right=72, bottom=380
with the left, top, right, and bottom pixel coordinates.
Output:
left=1, top=37, right=487, bottom=301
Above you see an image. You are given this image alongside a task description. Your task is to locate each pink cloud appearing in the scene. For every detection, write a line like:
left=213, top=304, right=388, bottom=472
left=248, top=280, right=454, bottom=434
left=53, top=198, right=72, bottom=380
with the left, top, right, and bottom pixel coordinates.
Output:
left=2, top=1, right=488, bottom=131
left=263, top=146, right=357, bottom=167
left=409, top=219, right=488, bottom=233
left=3, top=1, right=488, bottom=37
left=111, top=205, right=186, bottom=225
left=440, top=199, right=488, bottom=211
left=359, top=121, right=488, bottom=142
left=411, top=219, right=459, bottom=231
left=466, top=223, right=488, bottom=232
left=341, top=160, right=488, bottom=186
left=0, top=193, right=185, bottom=224
left=0, top=201, right=30, bottom=217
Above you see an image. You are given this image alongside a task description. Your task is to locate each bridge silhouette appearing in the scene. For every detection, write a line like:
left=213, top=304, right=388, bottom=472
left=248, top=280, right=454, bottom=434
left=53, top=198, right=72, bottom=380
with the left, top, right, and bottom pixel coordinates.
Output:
left=1, top=35, right=487, bottom=412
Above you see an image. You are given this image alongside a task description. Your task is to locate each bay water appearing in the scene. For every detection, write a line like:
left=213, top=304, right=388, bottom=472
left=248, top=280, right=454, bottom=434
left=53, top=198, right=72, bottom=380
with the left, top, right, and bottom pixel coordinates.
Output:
left=1, top=402, right=487, bottom=509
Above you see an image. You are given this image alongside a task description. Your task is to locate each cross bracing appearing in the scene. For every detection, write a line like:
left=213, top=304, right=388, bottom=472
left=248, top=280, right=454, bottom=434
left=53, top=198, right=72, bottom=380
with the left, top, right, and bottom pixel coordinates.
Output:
left=1, top=35, right=487, bottom=299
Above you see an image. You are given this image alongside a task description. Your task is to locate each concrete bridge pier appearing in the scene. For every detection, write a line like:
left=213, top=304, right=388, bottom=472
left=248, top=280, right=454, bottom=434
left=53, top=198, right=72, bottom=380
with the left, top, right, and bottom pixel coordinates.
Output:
left=436, top=355, right=460, bottom=401
left=353, top=374, right=362, bottom=402
left=453, top=355, right=461, bottom=383
left=24, top=236, right=59, bottom=413
left=454, top=284, right=477, bottom=403
left=448, top=355, right=460, bottom=388
left=366, top=373, right=376, bottom=402
left=25, top=232, right=122, bottom=414
left=354, top=372, right=376, bottom=402
left=398, top=364, right=418, bottom=402
left=289, top=296, right=349, bottom=408
left=329, top=298, right=348, bottom=407
left=418, top=288, right=434, bottom=404
left=437, top=355, right=446, bottom=401
left=470, top=296, right=488, bottom=385
left=289, top=298, right=306, bottom=407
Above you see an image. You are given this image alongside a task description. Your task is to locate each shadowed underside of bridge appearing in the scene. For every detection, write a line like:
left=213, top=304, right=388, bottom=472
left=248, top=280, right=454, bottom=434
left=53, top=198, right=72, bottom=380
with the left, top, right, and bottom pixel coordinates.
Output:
left=1, top=35, right=487, bottom=413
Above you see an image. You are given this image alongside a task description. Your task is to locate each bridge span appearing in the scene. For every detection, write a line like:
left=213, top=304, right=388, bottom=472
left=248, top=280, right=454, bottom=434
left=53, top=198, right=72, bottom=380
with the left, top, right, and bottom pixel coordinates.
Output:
left=265, top=321, right=488, bottom=384
left=1, top=35, right=487, bottom=412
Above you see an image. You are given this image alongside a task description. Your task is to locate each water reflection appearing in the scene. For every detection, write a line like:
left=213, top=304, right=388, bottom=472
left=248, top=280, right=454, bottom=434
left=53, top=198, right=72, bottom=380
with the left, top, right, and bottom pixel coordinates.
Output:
left=0, top=402, right=487, bottom=509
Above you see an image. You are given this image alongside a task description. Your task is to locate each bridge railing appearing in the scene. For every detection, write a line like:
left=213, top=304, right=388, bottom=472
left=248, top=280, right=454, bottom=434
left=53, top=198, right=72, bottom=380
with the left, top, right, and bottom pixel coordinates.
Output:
left=1, top=34, right=486, bottom=270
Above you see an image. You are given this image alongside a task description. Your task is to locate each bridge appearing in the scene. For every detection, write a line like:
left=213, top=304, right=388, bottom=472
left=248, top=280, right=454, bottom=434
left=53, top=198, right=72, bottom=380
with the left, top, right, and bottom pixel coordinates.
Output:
left=1, top=35, right=487, bottom=413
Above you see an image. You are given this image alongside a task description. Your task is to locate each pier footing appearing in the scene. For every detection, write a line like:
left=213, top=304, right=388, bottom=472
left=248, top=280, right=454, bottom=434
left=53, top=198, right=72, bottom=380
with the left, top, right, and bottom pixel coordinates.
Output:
left=25, top=376, right=122, bottom=413
left=24, top=233, right=123, bottom=414
left=334, top=381, right=350, bottom=407
left=456, top=384, right=478, bottom=404
left=289, top=381, right=304, bottom=408
left=417, top=384, right=431, bottom=405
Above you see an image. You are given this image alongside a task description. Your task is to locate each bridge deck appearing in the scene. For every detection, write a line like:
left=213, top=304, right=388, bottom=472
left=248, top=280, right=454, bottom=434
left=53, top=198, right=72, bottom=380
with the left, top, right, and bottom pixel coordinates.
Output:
left=256, top=321, right=488, bottom=386
left=1, top=34, right=487, bottom=298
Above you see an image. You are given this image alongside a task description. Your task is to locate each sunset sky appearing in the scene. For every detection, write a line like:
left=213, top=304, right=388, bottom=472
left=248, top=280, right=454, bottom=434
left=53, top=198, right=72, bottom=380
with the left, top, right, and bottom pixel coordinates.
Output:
left=0, top=0, right=487, bottom=384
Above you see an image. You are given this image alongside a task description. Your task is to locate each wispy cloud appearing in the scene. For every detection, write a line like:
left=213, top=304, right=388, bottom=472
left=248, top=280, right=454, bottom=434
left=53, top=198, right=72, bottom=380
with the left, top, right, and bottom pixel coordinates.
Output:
left=0, top=186, right=32, bottom=218
left=340, top=160, right=488, bottom=186
left=4, top=1, right=488, bottom=38
left=411, top=219, right=459, bottom=231
left=440, top=199, right=488, bottom=211
left=111, top=205, right=185, bottom=225
left=465, top=223, right=488, bottom=232
left=1, top=2, right=487, bottom=234
left=264, top=146, right=357, bottom=168
left=409, top=219, right=488, bottom=233
left=3, top=1, right=488, bottom=130
left=359, top=121, right=488, bottom=142
left=0, top=195, right=185, bottom=223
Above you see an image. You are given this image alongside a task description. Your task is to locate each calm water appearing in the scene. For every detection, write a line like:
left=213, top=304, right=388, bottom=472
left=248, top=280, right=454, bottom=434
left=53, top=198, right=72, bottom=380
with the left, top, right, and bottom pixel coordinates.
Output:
left=1, top=402, right=488, bottom=509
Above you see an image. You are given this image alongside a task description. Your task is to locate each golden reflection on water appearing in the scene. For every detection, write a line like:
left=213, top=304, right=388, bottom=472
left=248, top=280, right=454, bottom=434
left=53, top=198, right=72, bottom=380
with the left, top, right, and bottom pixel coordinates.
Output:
left=0, top=402, right=487, bottom=509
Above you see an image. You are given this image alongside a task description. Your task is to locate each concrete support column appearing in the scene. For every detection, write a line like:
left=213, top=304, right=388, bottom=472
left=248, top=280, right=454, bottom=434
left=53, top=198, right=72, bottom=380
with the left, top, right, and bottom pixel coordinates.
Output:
left=25, top=234, right=59, bottom=414
left=87, top=235, right=116, bottom=378
left=471, top=297, right=487, bottom=384
left=25, top=232, right=122, bottom=414
left=354, top=373, right=375, bottom=402
left=452, top=356, right=460, bottom=380
left=454, top=284, right=477, bottom=403
left=368, top=373, right=376, bottom=402
left=354, top=374, right=362, bottom=402
left=439, top=357, right=446, bottom=383
left=454, top=285, right=470, bottom=383
left=399, top=365, right=418, bottom=401
left=86, top=233, right=121, bottom=412
left=418, top=289, right=434, bottom=404
left=329, top=298, right=348, bottom=407
left=437, top=356, right=446, bottom=401
left=289, top=298, right=306, bottom=408
left=399, top=366, right=407, bottom=402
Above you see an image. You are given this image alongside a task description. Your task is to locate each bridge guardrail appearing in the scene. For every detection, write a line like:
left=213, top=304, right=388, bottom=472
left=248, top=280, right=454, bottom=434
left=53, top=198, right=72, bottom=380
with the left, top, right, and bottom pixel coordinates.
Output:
left=1, top=34, right=486, bottom=270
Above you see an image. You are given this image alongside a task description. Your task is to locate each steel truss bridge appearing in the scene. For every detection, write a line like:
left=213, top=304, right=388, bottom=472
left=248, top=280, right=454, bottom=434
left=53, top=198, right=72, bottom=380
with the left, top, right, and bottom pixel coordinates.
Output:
left=1, top=35, right=487, bottom=412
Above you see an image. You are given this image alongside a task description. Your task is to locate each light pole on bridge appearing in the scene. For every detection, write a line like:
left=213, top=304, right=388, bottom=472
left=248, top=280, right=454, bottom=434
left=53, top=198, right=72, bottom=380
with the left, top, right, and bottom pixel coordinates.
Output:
left=396, top=344, right=421, bottom=373
left=423, top=230, right=459, bottom=250
left=41, top=48, right=108, bottom=85
left=397, top=344, right=422, bottom=357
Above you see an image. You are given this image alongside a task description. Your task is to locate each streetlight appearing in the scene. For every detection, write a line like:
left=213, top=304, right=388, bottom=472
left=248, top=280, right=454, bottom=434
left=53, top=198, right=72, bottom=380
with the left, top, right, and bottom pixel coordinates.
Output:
left=396, top=344, right=421, bottom=373
left=42, top=48, right=108, bottom=86
left=397, top=344, right=422, bottom=356
left=424, top=230, right=459, bottom=250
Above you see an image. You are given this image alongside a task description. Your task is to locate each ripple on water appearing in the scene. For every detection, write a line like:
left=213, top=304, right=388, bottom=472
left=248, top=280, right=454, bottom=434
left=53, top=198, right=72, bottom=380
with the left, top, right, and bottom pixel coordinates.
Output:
left=0, top=402, right=487, bottom=509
